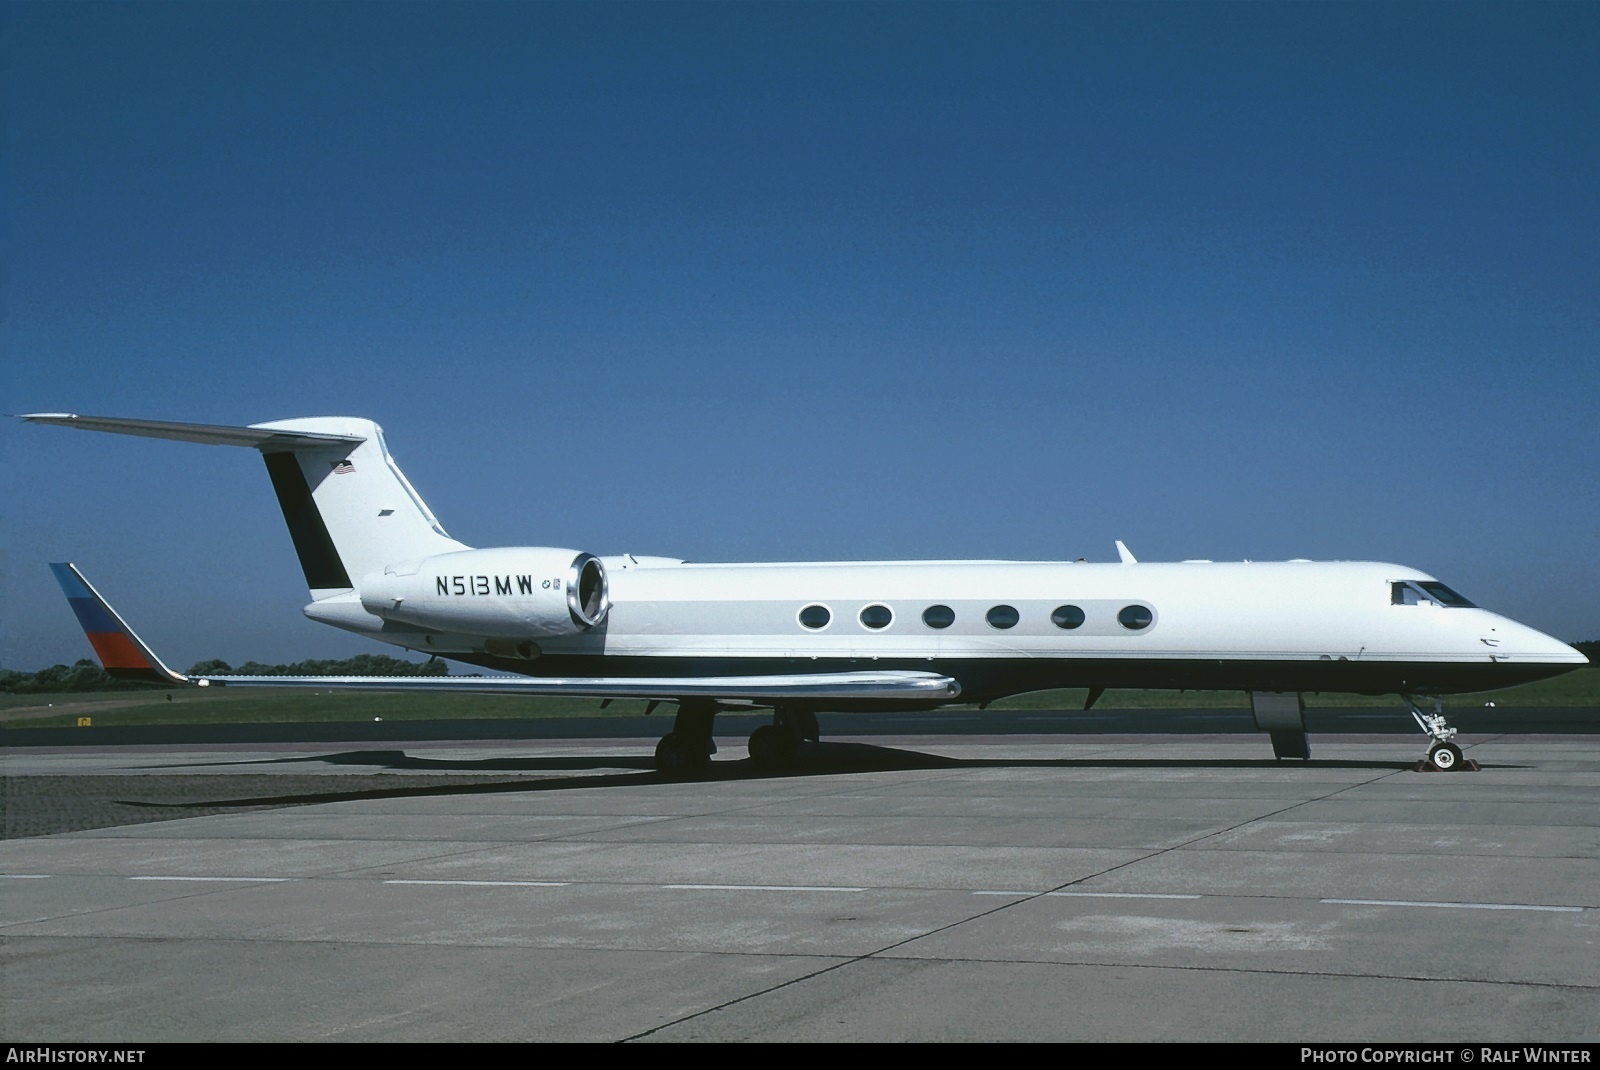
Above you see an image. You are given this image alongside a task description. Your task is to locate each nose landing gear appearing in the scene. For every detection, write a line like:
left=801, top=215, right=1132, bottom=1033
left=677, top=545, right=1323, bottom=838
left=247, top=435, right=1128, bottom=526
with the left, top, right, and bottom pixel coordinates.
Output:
left=1406, top=696, right=1477, bottom=772
left=1427, top=740, right=1465, bottom=771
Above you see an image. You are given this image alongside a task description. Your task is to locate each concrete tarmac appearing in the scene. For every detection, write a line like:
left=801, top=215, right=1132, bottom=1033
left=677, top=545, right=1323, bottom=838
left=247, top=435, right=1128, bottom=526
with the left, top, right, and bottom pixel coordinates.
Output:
left=3, top=728, right=1598, bottom=1042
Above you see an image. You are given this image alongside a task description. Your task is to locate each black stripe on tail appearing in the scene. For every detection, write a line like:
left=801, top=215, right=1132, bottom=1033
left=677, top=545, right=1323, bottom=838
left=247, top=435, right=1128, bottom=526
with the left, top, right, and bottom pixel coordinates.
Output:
left=262, top=452, right=353, bottom=589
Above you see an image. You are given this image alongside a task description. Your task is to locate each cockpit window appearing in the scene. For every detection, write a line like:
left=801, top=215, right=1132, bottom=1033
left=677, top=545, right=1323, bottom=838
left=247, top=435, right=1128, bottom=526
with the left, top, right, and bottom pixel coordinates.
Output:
left=1391, top=581, right=1476, bottom=608
left=1418, top=582, right=1476, bottom=608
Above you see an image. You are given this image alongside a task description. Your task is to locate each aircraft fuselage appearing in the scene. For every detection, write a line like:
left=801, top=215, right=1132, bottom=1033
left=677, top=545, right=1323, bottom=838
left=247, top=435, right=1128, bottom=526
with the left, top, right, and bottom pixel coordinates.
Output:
left=305, top=554, right=1582, bottom=703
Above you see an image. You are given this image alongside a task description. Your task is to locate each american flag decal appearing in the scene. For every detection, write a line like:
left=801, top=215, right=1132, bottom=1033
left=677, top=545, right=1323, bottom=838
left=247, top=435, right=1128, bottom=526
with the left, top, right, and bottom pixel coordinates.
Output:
left=332, top=460, right=356, bottom=475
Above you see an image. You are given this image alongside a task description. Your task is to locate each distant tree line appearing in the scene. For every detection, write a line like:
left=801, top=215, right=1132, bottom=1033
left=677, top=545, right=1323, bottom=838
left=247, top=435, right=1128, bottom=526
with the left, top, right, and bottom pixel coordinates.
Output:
left=1, top=654, right=448, bottom=693
left=183, top=654, right=449, bottom=678
left=1, top=660, right=134, bottom=693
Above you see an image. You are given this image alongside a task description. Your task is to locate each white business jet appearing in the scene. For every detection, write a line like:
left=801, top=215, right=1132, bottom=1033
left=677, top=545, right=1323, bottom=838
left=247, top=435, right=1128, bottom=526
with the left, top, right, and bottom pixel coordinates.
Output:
left=24, top=413, right=1587, bottom=774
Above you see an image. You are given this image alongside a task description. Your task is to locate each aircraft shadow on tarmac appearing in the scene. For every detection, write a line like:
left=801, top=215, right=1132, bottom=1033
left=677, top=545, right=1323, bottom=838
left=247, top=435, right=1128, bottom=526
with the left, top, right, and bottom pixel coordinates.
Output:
left=129, top=741, right=1442, bottom=814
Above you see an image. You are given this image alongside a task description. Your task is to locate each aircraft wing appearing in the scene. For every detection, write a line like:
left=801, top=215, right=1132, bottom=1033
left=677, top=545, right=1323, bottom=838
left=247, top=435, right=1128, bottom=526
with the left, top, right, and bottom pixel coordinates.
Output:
left=187, top=671, right=959, bottom=701
left=49, top=563, right=960, bottom=703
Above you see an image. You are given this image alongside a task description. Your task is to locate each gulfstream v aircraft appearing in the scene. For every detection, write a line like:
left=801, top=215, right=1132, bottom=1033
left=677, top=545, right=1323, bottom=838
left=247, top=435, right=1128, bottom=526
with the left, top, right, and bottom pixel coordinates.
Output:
left=25, top=413, right=1587, bottom=774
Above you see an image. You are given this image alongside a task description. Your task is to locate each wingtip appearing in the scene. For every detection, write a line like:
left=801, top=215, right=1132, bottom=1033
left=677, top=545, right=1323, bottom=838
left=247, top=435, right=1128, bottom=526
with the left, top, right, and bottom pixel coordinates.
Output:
left=49, top=562, right=192, bottom=687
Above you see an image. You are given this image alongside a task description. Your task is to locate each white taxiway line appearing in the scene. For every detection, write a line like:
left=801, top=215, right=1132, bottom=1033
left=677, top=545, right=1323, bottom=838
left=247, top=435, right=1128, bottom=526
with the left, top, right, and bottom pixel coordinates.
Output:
left=973, top=891, right=1203, bottom=899
left=13, top=873, right=1590, bottom=913
left=1048, top=891, right=1205, bottom=899
left=662, top=884, right=866, bottom=893
left=1322, top=898, right=1584, bottom=912
left=384, top=879, right=569, bottom=887
left=127, top=876, right=293, bottom=883
left=979, top=891, right=1586, bottom=911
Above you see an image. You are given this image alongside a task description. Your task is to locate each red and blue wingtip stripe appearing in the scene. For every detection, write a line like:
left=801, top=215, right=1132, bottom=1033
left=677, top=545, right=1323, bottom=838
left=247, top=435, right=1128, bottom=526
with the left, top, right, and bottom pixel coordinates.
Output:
left=49, top=563, right=191, bottom=686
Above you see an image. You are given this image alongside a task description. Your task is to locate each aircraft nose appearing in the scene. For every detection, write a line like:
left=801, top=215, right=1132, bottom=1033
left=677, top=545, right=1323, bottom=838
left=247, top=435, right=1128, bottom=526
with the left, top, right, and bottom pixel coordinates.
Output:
left=1482, top=618, right=1588, bottom=664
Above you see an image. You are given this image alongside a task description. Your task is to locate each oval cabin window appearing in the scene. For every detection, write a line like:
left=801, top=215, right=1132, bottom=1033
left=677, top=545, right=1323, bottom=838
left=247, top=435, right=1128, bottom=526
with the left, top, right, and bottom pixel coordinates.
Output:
left=986, top=605, right=1020, bottom=629
left=859, top=604, right=893, bottom=630
left=798, top=604, right=832, bottom=630
left=1118, top=605, right=1154, bottom=630
left=1051, top=605, right=1085, bottom=630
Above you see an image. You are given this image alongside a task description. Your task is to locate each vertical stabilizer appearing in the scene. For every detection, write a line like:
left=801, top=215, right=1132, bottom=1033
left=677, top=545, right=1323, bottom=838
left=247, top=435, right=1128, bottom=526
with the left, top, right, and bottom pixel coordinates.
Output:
left=248, top=418, right=469, bottom=597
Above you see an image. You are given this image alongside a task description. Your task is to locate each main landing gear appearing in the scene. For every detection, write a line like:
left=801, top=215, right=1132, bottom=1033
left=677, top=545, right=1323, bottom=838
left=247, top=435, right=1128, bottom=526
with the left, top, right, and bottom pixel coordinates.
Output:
left=1406, top=695, right=1472, bottom=772
left=653, top=702, right=821, bottom=777
left=747, top=706, right=819, bottom=772
left=654, top=700, right=717, bottom=777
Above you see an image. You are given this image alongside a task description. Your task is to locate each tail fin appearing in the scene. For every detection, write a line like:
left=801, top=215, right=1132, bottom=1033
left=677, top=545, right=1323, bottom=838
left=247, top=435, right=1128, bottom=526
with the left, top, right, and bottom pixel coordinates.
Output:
left=50, top=562, right=191, bottom=686
left=249, top=417, right=469, bottom=596
left=21, top=414, right=469, bottom=598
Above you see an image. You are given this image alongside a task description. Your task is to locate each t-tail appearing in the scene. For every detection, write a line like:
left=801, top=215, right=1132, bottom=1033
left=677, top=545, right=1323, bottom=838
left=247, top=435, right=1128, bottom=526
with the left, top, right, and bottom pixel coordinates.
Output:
left=20, top=414, right=468, bottom=600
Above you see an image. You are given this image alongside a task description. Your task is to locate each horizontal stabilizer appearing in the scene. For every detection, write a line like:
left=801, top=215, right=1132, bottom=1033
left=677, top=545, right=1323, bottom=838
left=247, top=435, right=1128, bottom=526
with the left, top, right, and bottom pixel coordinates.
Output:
left=18, top=413, right=364, bottom=451
left=50, top=563, right=190, bottom=686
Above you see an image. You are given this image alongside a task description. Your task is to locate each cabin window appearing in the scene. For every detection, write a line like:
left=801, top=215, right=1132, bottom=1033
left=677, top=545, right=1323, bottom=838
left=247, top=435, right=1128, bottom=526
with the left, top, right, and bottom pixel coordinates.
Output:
left=922, top=604, right=955, bottom=629
left=859, top=604, right=893, bottom=630
left=986, top=605, right=1019, bottom=629
left=1051, top=605, right=1085, bottom=630
left=798, top=604, right=832, bottom=629
left=1118, top=605, right=1153, bottom=630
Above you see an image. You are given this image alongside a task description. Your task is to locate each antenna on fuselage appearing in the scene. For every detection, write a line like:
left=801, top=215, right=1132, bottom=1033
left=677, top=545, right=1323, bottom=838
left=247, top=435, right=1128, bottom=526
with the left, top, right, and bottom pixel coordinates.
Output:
left=1115, top=540, right=1138, bottom=564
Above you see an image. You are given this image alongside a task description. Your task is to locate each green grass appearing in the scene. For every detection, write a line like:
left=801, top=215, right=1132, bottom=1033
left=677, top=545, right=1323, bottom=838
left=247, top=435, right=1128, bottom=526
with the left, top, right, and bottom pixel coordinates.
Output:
left=3, top=667, right=1595, bottom=731
left=0, top=687, right=630, bottom=730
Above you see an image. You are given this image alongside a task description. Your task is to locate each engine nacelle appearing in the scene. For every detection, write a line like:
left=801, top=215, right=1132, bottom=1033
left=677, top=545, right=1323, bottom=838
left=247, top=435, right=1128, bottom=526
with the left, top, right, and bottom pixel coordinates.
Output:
left=359, top=547, right=609, bottom=639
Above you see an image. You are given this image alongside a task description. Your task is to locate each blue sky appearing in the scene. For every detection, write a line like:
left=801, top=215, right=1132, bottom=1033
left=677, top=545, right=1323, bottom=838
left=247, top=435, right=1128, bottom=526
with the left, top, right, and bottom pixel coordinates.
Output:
left=4, top=1, right=1596, bottom=670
